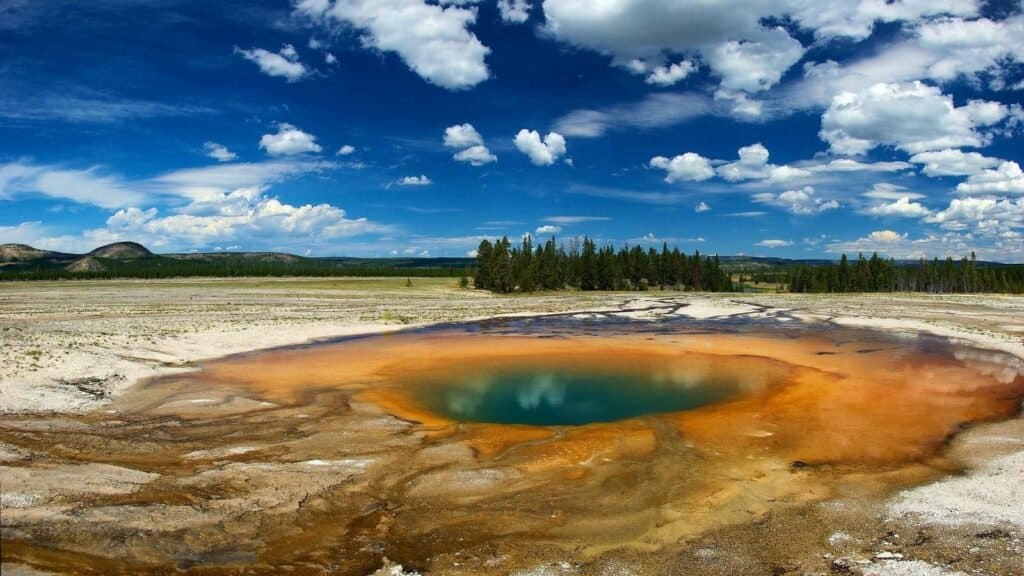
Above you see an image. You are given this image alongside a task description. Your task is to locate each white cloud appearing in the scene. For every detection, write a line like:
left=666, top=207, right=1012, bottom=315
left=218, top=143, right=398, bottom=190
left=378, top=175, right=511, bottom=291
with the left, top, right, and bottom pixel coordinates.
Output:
left=443, top=123, right=484, bottom=148
left=706, top=27, right=805, bottom=93
left=865, top=196, right=931, bottom=218
left=497, top=0, right=530, bottom=24
left=908, top=149, right=1001, bottom=177
left=514, top=129, right=567, bottom=166
left=716, top=143, right=811, bottom=183
left=325, top=52, right=337, bottom=64
left=807, top=159, right=913, bottom=173
left=444, top=123, right=496, bottom=165
left=866, top=230, right=906, bottom=244
left=535, top=225, right=562, bottom=235
left=926, top=196, right=1024, bottom=233
left=0, top=161, right=143, bottom=209
left=293, top=0, right=490, bottom=90
left=234, top=44, right=309, bottom=82
left=337, top=144, right=356, bottom=156
left=862, top=183, right=926, bottom=201
left=203, top=142, right=237, bottom=163
left=713, top=89, right=764, bottom=120
left=796, top=1, right=979, bottom=42
left=645, top=60, right=695, bottom=87
left=397, top=174, right=432, bottom=186
left=649, top=153, right=714, bottom=183
left=101, top=195, right=387, bottom=249
left=541, top=216, right=610, bottom=225
left=819, top=82, right=1008, bottom=155
left=752, top=186, right=839, bottom=215
left=717, top=143, right=769, bottom=181
left=828, top=228, right=1020, bottom=262
left=150, top=160, right=333, bottom=202
left=540, top=1, right=809, bottom=94
left=756, top=239, right=792, bottom=248
left=453, top=145, right=497, bottom=166
left=554, top=93, right=710, bottom=138
left=259, top=123, right=322, bottom=156
left=955, top=161, right=1024, bottom=195
left=695, top=201, right=710, bottom=213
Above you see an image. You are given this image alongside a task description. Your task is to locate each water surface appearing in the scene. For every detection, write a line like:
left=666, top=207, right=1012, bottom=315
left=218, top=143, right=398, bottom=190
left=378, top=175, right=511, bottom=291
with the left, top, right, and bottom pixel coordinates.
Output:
left=415, top=364, right=744, bottom=425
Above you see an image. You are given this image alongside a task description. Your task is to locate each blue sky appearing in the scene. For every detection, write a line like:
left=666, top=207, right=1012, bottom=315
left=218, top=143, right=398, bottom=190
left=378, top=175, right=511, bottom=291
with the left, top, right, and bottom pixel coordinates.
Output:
left=1, top=0, right=1022, bottom=261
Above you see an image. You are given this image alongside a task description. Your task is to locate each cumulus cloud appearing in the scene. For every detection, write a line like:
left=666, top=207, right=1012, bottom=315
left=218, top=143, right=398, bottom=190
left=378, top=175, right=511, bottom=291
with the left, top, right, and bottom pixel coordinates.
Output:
left=716, top=143, right=811, bottom=184
left=1, top=160, right=388, bottom=254
left=259, top=123, right=322, bottom=156
left=444, top=123, right=496, bottom=165
left=926, top=196, right=1024, bottom=233
left=756, top=239, right=792, bottom=248
left=396, top=174, right=432, bottom=186
left=865, top=197, right=931, bottom=218
left=203, top=142, right=237, bottom=163
left=695, top=201, right=710, bottom=213
left=713, top=89, right=764, bottom=121
left=293, top=0, right=490, bottom=90
left=909, top=149, right=1001, bottom=177
left=955, top=161, right=1024, bottom=195
left=514, top=129, right=567, bottom=166
left=645, top=60, right=695, bottom=87
left=538, top=1, right=986, bottom=95
left=648, top=153, right=714, bottom=183
left=443, top=123, right=484, bottom=148
left=454, top=145, right=497, bottom=166
left=497, top=0, right=530, bottom=24
left=706, top=28, right=805, bottom=93
left=234, top=44, right=310, bottom=82
left=535, top=224, right=561, bottom=235
left=102, top=195, right=386, bottom=249
left=540, top=1, right=810, bottom=93
left=337, top=144, right=356, bottom=156
left=819, top=82, right=1009, bottom=155
left=752, top=186, right=839, bottom=215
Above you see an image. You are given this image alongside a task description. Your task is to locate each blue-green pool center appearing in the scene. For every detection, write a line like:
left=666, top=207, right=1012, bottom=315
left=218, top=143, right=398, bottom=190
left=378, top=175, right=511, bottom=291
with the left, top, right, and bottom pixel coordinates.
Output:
left=415, top=367, right=743, bottom=426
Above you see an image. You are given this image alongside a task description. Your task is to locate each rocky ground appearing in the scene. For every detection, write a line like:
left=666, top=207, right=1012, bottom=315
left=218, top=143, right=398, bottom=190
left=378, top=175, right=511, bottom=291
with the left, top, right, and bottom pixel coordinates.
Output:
left=1, top=279, right=1022, bottom=575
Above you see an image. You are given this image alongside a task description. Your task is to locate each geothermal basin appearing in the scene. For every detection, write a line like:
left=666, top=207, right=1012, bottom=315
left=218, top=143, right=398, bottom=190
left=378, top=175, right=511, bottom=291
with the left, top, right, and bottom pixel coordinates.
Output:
left=2, top=313, right=1023, bottom=575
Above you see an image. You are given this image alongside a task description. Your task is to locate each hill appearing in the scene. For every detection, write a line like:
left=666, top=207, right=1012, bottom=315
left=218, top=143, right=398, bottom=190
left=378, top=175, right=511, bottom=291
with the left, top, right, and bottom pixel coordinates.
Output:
left=87, top=242, right=153, bottom=259
left=0, top=244, right=73, bottom=263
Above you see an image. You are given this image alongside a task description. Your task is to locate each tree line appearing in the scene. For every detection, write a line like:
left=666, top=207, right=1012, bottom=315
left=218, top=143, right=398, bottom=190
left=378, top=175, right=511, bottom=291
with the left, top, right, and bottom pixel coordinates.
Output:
left=785, top=252, right=1024, bottom=294
left=0, top=257, right=466, bottom=281
left=473, top=236, right=733, bottom=293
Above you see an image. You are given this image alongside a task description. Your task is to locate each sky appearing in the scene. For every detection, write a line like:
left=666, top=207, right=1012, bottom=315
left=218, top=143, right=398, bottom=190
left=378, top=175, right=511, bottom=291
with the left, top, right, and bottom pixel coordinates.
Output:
left=1, top=0, right=1022, bottom=262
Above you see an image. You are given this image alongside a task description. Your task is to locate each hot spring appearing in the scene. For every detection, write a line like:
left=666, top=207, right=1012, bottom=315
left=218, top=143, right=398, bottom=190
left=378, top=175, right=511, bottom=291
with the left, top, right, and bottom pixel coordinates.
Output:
left=6, top=312, right=1023, bottom=575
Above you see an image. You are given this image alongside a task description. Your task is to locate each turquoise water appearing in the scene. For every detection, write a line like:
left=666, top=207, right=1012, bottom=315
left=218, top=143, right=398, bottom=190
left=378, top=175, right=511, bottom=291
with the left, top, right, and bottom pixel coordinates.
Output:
left=416, top=368, right=741, bottom=426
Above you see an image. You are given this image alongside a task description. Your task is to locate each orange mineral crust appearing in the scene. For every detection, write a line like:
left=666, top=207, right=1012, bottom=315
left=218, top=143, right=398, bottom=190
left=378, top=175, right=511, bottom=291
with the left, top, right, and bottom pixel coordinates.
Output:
left=199, top=331, right=1023, bottom=468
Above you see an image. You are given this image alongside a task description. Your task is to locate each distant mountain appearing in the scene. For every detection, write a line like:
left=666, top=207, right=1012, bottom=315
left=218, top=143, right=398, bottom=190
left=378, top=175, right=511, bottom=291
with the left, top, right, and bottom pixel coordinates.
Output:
left=0, top=242, right=474, bottom=279
left=0, top=244, right=73, bottom=263
left=87, top=242, right=152, bottom=259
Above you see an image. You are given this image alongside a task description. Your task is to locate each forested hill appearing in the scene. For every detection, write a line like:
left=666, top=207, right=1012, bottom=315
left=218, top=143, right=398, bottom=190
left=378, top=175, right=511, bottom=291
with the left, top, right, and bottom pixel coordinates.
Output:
left=0, top=242, right=473, bottom=280
left=471, top=236, right=1024, bottom=294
